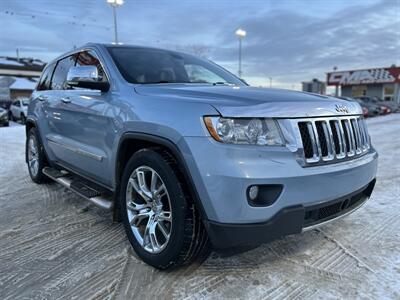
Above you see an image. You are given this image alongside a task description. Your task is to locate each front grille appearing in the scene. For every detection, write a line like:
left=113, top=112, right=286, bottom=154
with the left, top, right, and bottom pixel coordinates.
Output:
left=297, top=116, right=370, bottom=165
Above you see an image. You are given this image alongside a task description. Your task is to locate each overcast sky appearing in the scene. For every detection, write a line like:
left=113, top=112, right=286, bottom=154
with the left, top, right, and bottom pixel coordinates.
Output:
left=1, top=0, right=399, bottom=90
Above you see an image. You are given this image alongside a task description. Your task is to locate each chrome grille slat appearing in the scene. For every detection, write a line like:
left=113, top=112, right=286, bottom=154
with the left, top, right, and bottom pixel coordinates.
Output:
left=307, top=122, right=320, bottom=163
left=297, top=116, right=370, bottom=166
left=344, top=119, right=356, bottom=156
left=358, top=118, right=369, bottom=151
left=321, top=121, right=334, bottom=161
left=334, top=120, right=346, bottom=159
left=362, top=119, right=371, bottom=150
left=351, top=118, right=362, bottom=154
left=356, top=118, right=364, bottom=150
left=311, top=122, right=323, bottom=159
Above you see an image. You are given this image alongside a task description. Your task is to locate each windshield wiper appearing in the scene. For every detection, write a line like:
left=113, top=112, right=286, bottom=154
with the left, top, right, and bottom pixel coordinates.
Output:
left=148, top=81, right=192, bottom=84
left=212, top=82, right=230, bottom=86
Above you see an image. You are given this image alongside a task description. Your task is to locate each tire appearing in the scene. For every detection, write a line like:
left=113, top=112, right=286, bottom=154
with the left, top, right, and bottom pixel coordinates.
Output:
left=119, top=148, right=209, bottom=269
left=4, top=122, right=9, bottom=127
left=26, top=127, right=49, bottom=184
left=21, top=114, right=26, bottom=125
left=9, top=111, right=14, bottom=122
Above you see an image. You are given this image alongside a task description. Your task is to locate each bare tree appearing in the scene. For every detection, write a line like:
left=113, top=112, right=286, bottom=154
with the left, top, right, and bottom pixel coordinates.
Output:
left=175, top=44, right=210, bottom=58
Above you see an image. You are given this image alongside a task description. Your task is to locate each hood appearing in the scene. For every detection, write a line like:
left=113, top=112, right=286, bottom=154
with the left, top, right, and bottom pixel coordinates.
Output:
left=134, top=84, right=362, bottom=118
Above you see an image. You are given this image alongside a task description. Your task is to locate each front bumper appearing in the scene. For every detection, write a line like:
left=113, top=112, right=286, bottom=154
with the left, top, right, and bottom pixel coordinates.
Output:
left=205, top=179, right=375, bottom=248
left=0, top=114, right=8, bottom=123
left=181, top=136, right=378, bottom=224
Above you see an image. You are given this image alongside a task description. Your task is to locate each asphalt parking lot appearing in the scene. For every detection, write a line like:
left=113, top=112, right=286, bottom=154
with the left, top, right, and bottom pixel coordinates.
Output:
left=0, top=115, right=399, bottom=299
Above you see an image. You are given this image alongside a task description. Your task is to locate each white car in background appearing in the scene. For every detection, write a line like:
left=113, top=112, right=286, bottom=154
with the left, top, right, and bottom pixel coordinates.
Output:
left=9, top=98, right=29, bottom=124
left=0, top=107, right=9, bottom=127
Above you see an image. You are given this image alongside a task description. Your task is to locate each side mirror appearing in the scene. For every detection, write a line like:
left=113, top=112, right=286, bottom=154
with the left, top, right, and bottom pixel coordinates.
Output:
left=66, top=66, right=109, bottom=92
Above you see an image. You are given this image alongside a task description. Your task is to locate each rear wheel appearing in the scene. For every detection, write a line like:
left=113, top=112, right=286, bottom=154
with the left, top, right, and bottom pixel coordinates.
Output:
left=20, top=114, right=26, bottom=125
left=120, top=149, right=209, bottom=269
left=26, top=128, right=49, bottom=184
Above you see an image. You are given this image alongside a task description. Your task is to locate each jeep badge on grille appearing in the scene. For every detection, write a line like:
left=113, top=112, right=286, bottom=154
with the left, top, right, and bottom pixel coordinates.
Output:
left=335, top=104, right=349, bottom=114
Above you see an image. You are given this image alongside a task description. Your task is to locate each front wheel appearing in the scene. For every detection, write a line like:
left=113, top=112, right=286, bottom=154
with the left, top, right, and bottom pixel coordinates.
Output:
left=119, top=149, right=209, bottom=269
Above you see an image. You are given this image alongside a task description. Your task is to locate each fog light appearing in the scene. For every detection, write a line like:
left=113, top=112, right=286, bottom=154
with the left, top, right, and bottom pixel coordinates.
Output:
left=248, top=185, right=259, bottom=200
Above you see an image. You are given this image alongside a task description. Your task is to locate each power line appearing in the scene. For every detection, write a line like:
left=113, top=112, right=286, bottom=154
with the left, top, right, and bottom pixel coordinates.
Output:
left=3, top=10, right=111, bottom=30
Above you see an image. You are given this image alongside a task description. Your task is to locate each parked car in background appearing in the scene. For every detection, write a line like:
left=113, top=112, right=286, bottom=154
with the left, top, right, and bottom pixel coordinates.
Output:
left=0, top=107, right=9, bottom=126
left=339, top=97, right=371, bottom=118
left=356, top=97, right=391, bottom=115
left=359, top=100, right=381, bottom=117
left=0, top=99, right=12, bottom=110
left=372, top=97, right=399, bottom=113
left=360, top=105, right=369, bottom=118
left=9, top=98, right=29, bottom=124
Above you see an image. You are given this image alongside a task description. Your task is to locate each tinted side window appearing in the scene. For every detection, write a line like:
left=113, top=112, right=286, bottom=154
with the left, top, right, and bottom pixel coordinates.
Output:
left=37, top=63, right=56, bottom=91
left=13, top=100, right=20, bottom=107
left=76, top=51, right=107, bottom=82
left=51, top=55, right=77, bottom=90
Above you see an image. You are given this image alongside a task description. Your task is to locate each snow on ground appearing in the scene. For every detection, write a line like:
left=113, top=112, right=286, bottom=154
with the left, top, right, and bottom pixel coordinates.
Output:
left=0, top=115, right=399, bottom=299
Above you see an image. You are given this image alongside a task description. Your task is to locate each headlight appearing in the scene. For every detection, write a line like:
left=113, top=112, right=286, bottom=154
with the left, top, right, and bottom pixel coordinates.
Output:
left=204, top=116, right=284, bottom=146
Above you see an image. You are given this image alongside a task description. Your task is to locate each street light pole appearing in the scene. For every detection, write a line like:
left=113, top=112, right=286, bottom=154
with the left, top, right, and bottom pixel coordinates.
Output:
left=268, top=76, right=272, bottom=88
left=235, top=29, right=246, bottom=78
left=112, top=5, right=118, bottom=44
left=107, top=0, right=124, bottom=44
left=238, top=37, right=242, bottom=78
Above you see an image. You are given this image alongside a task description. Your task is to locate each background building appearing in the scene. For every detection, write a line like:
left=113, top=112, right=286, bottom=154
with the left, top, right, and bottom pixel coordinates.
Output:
left=327, top=66, right=400, bottom=103
left=9, top=77, right=38, bottom=100
left=302, top=78, right=326, bottom=94
left=0, top=56, right=45, bottom=108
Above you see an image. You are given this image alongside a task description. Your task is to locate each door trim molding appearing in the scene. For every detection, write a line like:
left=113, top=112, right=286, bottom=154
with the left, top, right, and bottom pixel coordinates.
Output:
left=47, top=138, right=103, bottom=162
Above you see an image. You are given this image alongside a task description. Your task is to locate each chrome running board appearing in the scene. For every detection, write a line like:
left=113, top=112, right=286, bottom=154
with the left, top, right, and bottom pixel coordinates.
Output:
left=43, top=167, right=113, bottom=211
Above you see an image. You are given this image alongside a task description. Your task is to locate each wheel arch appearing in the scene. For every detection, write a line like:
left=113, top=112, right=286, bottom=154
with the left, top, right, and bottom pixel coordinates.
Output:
left=115, top=132, right=207, bottom=220
left=25, top=118, right=36, bottom=136
left=25, top=118, right=50, bottom=165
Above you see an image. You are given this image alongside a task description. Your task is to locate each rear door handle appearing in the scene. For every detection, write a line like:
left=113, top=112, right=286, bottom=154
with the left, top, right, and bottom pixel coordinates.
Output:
left=61, top=97, right=71, bottom=104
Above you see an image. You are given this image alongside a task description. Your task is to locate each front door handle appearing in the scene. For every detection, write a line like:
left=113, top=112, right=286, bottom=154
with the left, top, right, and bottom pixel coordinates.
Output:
left=61, top=97, right=71, bottom=104
left=37, top=95, right=48, bottom=101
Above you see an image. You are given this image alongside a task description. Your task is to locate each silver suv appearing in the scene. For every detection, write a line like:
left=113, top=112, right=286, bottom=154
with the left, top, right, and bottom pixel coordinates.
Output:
left=26, top=43, right=378, bottom=269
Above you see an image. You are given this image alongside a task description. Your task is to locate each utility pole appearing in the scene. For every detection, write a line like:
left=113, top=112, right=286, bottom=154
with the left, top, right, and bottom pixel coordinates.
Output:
left=333, top=66, right=339, bottom=97
left=267, top=76, right=272, bottom=88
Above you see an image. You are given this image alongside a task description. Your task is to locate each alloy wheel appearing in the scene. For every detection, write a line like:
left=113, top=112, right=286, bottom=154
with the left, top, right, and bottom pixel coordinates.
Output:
left=28, top=136, right=39, bottom=177
left=125, top=166, right=172, bottom=254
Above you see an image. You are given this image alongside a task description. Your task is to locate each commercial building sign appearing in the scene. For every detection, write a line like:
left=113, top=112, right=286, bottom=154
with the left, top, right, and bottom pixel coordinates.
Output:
left=327, top=67, right=400, bottom=86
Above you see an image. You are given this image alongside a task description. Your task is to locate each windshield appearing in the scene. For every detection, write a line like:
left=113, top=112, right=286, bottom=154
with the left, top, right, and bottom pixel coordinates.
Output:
left=107, top=47, right=245, bottom=86
left=22, top=100, right=29, bottom=106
